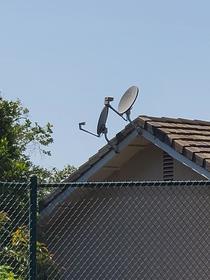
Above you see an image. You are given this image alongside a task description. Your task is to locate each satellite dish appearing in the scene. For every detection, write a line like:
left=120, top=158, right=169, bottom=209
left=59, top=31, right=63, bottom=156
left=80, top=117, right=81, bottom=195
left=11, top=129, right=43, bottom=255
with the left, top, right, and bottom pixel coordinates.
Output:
left=118, top=86, right=139, bottom=115
left=97, top=106, right=109, bottom=136
left=79, top=85, right=141, bottom=152
left=79, top=104, right=118, bottom=152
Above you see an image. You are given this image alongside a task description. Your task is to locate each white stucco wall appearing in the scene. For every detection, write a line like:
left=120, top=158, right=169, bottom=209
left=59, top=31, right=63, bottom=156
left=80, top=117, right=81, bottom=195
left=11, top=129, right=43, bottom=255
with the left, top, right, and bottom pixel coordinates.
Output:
left=91, top=143, right=206, bottom=181
left=107, top=144, right=163, bottom=181
left=173, top=160, right=205, bottom=180
left=40, top=184, right=209, bottom=279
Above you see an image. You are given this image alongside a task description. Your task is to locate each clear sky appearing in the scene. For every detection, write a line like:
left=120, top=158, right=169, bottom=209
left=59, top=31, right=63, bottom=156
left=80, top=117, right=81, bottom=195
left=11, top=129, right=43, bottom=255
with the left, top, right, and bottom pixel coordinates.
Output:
left=0, top=1, right=210, bottom=169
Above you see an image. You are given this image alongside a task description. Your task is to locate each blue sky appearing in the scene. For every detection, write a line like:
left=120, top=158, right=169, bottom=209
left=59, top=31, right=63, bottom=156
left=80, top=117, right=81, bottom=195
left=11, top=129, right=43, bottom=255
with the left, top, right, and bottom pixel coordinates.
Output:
left=0, top=1, right=210, bottom=169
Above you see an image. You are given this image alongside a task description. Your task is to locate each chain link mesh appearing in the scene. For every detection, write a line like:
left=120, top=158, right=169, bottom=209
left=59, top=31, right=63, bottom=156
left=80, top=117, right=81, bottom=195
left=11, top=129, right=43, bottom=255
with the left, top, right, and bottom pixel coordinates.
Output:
left=39, top=182, right=210, bottom=280
left=0, top=182, right=30, bottom=279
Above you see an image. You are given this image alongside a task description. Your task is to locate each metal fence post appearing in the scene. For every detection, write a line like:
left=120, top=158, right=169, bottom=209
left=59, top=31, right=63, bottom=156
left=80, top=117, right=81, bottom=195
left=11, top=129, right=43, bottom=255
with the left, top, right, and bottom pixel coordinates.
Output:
left=29, top=175, right=37, bottom=280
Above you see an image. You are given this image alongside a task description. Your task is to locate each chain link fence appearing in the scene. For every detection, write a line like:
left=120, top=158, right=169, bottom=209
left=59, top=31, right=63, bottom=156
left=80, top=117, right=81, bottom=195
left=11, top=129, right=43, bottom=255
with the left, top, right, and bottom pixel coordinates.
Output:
left=0, top=180, right=209, bottom=279
left=39, top=181, right=210, bottom=280
left=0, top=182, right=31, bottom=279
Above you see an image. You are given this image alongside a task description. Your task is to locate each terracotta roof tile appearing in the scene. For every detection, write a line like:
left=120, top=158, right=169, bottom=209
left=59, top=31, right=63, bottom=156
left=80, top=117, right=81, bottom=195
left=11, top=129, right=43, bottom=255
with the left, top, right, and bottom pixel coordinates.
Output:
left=204, top=159, right=210, bottom=171
left=184, top=147, right=210, bottom=160
left=194, top=153, right=210, bottom=167
left=158, top=128, right=210, bottom=136
left=144, top=116, right=210, bottom=173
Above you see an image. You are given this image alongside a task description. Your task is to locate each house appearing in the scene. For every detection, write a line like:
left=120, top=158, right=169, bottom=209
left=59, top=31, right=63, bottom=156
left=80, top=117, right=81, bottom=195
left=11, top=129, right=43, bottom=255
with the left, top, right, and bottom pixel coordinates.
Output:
left=68, top=115, right=210, bottom=182
left=42, top=115, right=210, bottom=210
left=40, top=116, right=210, bottom=280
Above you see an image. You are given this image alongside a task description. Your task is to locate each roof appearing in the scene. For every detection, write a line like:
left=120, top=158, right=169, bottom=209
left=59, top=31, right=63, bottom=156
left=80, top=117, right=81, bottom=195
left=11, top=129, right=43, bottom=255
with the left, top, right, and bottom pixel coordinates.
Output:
left=68, top=115, right=210, bottom=182
left=41, top=115, right=210, bottom=212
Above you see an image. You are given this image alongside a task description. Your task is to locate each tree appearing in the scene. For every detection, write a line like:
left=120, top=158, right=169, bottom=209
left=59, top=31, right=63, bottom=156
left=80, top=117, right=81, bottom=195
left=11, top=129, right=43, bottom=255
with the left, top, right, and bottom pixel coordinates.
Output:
left=0, top=211, right=60, bottom=280
left=0, top=97, right=76, bottom=182
left=0, top=96, right=76, bottom=279
left=0, top=97, right=52, bottom=181
left=33, top=164, right=77, bottom=184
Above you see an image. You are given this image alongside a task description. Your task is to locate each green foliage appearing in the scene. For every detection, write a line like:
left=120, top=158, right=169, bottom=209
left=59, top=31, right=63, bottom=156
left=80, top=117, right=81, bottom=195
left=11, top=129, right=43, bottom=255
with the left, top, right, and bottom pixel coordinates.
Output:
left=0, top=98, right=53, bottom=181
left=35, top=164, right=77, bottom=200
left=0, top=97, right=77, bottom=183
left=0, top=212, right=59, bottom=279
left=34, top=164, right=77, bottom=184
left=0, top=96, right=76, bottom=278
left=0, top=211, right=10, bottom=228
left=0, top=265, right=22, bottom=280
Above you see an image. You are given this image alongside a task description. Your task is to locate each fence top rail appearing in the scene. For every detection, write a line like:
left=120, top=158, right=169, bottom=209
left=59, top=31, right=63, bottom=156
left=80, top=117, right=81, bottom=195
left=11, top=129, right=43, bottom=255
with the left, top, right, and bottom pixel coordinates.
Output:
left=0, top=180, right=210, bottom=188
left=38, top=180, right=210, bottom=188
left=0, top=182, right=29, bottom=188
left=1, top=180, right=209, bottom=187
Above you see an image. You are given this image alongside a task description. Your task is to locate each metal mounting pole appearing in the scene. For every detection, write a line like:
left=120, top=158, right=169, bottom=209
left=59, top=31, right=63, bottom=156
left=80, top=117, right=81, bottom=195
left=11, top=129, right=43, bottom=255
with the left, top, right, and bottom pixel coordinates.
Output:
left=126, top=111, right=142, bottom=135
left=104, top=131, right=119, bottom=153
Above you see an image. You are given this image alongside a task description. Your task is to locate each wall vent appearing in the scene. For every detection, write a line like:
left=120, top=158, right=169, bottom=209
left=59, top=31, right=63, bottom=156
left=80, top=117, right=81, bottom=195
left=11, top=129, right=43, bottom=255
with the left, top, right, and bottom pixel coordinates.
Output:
left=163, top=152, right=174, bottom=181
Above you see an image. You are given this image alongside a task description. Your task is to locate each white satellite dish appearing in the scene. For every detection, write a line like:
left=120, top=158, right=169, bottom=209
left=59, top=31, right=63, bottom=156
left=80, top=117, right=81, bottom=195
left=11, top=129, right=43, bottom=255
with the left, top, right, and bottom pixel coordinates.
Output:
left=104, top=85, right=139, bottom=121
left=103, top=85, right=141, bottom=134
left=118, top=86, right=139, bottom=115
